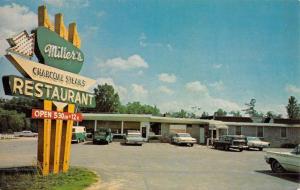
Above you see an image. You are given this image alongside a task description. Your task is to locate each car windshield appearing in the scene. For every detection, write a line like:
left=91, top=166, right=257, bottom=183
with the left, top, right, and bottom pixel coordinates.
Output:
left=95, top=131, right=106, bottom=135
left=247, top=137, right=260, bottom=141
left=177, top=133, right=191, bottom=137
left=127, top=134, right=141, bottom=138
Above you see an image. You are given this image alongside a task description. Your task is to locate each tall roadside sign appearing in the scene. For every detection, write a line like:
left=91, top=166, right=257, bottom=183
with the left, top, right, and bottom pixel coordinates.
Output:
left=2, top=5, right=96, bottom=176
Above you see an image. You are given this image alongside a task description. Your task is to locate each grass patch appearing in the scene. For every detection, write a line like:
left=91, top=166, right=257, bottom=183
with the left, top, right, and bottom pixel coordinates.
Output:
left=0, top=167, right=98, bottom=190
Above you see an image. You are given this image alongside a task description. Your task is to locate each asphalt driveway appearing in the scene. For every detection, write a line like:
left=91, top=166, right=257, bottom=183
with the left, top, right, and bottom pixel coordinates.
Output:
left=0, top=138, right=299, bottom=190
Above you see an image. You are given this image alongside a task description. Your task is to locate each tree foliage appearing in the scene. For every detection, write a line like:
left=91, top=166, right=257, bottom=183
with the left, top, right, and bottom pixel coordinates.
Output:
left=229, top=110, right=242, bottom=117
left=0, top=107, right=31, bottom=133
left=265, top=111, right=282, bottom=119
left=119, top=102, right=160, bottom=115
left=214, top=108, right=227, bottom=116
left=243, top=98, right=259, bottom=117
left=93, top=84, right=121, bottom=113
left=166, top=109, right=196, bottom=118
left=286, top=96, right=300, bottom=119
left=201, top=111, right=209, bottom=118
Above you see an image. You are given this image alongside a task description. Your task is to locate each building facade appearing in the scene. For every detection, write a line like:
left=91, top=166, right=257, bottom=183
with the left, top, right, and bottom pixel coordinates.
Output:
left=79, top=114, right=300, bottom=147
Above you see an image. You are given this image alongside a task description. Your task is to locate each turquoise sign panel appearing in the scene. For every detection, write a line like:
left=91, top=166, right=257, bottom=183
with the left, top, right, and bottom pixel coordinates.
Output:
left=35, top=27, right=84, bottom=74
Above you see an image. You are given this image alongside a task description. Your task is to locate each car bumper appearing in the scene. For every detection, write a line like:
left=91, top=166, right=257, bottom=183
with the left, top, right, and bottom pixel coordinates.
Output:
left=231, top=145, right=248, bottom=149
left=177, top=141, right=196, bottom=144
left=126, top=141, right=143, bottom=144
left=249, top=144, right=270, bottom=148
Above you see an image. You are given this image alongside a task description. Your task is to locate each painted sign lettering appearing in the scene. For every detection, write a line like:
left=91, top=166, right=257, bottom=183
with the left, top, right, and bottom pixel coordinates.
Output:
left=32, top=109, right=83, bottom=121
left=3, top=75, right=95, bottom=107
left=5, top=54, right=95, bottom=91
left=35, top=27, right=84, bottom=74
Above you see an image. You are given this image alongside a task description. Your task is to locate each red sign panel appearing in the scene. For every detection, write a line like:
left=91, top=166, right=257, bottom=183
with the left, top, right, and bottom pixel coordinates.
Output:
left=32, top=109, right=83, bottom=122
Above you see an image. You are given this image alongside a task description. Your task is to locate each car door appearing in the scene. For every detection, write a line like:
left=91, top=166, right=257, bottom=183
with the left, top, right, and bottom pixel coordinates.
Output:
left=284, top=146, right=300, bottom=172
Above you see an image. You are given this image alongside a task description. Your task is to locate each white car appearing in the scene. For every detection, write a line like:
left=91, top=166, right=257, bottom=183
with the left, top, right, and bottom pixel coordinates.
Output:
left=14, top=131, right=38, bottom=137
left=265, top=144, right=300, bottom=173
left=171, top=133, right=196, bottom=147
left=246, top=136, right=270, bottom=151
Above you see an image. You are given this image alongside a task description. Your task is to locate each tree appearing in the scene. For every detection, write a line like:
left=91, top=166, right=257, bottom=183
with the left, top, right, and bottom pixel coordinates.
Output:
left=214, top=108, right=227, bottom=116
left=93, top=84, right=121, bottom=113
left=286, top=96, right=300, bottom=119
left=230, top=110, right=242, bottom=117
left=201, top=111, right=209, bottom=118
left=265, top=111, right=282, bottom=119
left=170, top=109, right=188, bottom=118
left=243, top=98, right=258, bottom=117
left=120, top=102, right=160, bottom=115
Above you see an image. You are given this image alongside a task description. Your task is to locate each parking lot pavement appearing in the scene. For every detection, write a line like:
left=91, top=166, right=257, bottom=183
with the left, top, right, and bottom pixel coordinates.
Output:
left=0, top=138, right=299, bottom=190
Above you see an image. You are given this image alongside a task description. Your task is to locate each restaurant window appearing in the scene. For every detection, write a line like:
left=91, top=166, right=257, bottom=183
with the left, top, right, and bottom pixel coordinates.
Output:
left=280, top=127, right=287, bottom=138
left=257, top=127, right=264, bottom=137
left=235, top=126, right=241, bottom=135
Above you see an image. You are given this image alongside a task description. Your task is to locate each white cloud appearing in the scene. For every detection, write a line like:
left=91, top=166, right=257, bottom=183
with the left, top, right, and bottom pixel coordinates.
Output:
left=137, top=70, right=144, bottom=75
left=185, top=81, right=208, bottom=93
left=139, top=33, right=173, bottom=51
left=96, top=11, right=106, bottom=18
left=167, top=44, right=173, bottom=51
left=131, top=84, right=148, bottom=100
left=286, top=84, right=300, bottom=95
left=212, top=64, right=223, bottom=69
left=158, top=86, right=174, bottom=95
left=44, top=0, right=89, bottom=8
left=98, top=54, right=149, bottom=71
left=209, top=81, right=225, bottom=91
left=0, top=3, right=37, bottom=56
left=158, top=73, right=176, bottom=83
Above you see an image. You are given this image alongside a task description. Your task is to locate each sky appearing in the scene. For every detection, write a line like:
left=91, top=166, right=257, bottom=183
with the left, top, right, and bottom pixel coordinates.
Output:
left=0, top=0, right=299, bottom=116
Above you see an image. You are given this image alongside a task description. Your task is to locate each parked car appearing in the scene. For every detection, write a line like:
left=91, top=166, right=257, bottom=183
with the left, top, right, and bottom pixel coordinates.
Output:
left=213, top=135, right=248, bottom=151
left=125, top=131, right=144, bottom=146
left=171, top=133, right=196, bottom=147
left=72, top=126, right=86, bottom=143
left=14, top=131, right=38, bottom=137
left=265, top=144, right=300, bottom=173
left=246, top=136, right=270, bottom=151
left=93, top=127, right=112, bottom=144
left=112, top=133, right=125, bottom=142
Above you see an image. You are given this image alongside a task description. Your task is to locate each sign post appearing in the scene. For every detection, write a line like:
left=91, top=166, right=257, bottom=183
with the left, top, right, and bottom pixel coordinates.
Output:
left=3, top=5, right=96, bottom=175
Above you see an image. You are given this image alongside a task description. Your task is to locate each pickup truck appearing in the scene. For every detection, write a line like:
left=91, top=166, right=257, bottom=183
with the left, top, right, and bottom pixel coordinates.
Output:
left=14, top=131, right=38, bottom=137
left=265, top=144, right=300, bottom=173
left=213, top=135, right=248, bottom=151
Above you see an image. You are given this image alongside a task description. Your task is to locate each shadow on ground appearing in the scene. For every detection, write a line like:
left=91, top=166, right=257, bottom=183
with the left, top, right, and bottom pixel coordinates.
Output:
left=0, top=166, right=37, bottom=175
left=256, top=170, right=300, bottom=183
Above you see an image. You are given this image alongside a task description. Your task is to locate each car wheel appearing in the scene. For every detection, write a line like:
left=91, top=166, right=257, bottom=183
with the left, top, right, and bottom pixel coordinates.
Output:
left=258, top=148, right=263, bottom=151
left=239, top=148, right=243, bottom=152
left=190, top=143, right=194, bottom=147
left=225, top=145, right=229, bottom=151
left=271, top=160, right=285, bottom=173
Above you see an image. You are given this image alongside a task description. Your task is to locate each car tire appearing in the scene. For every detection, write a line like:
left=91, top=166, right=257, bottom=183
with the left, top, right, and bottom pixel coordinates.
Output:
left=190, top=143, right=194, bottom=147
left=239, top=148, right=243, bottom=152
left=271, top=160, right=285, bottom=173
left=225, top=145, right=229, bottom=151
left=258, top=148, right=263, bottom=151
